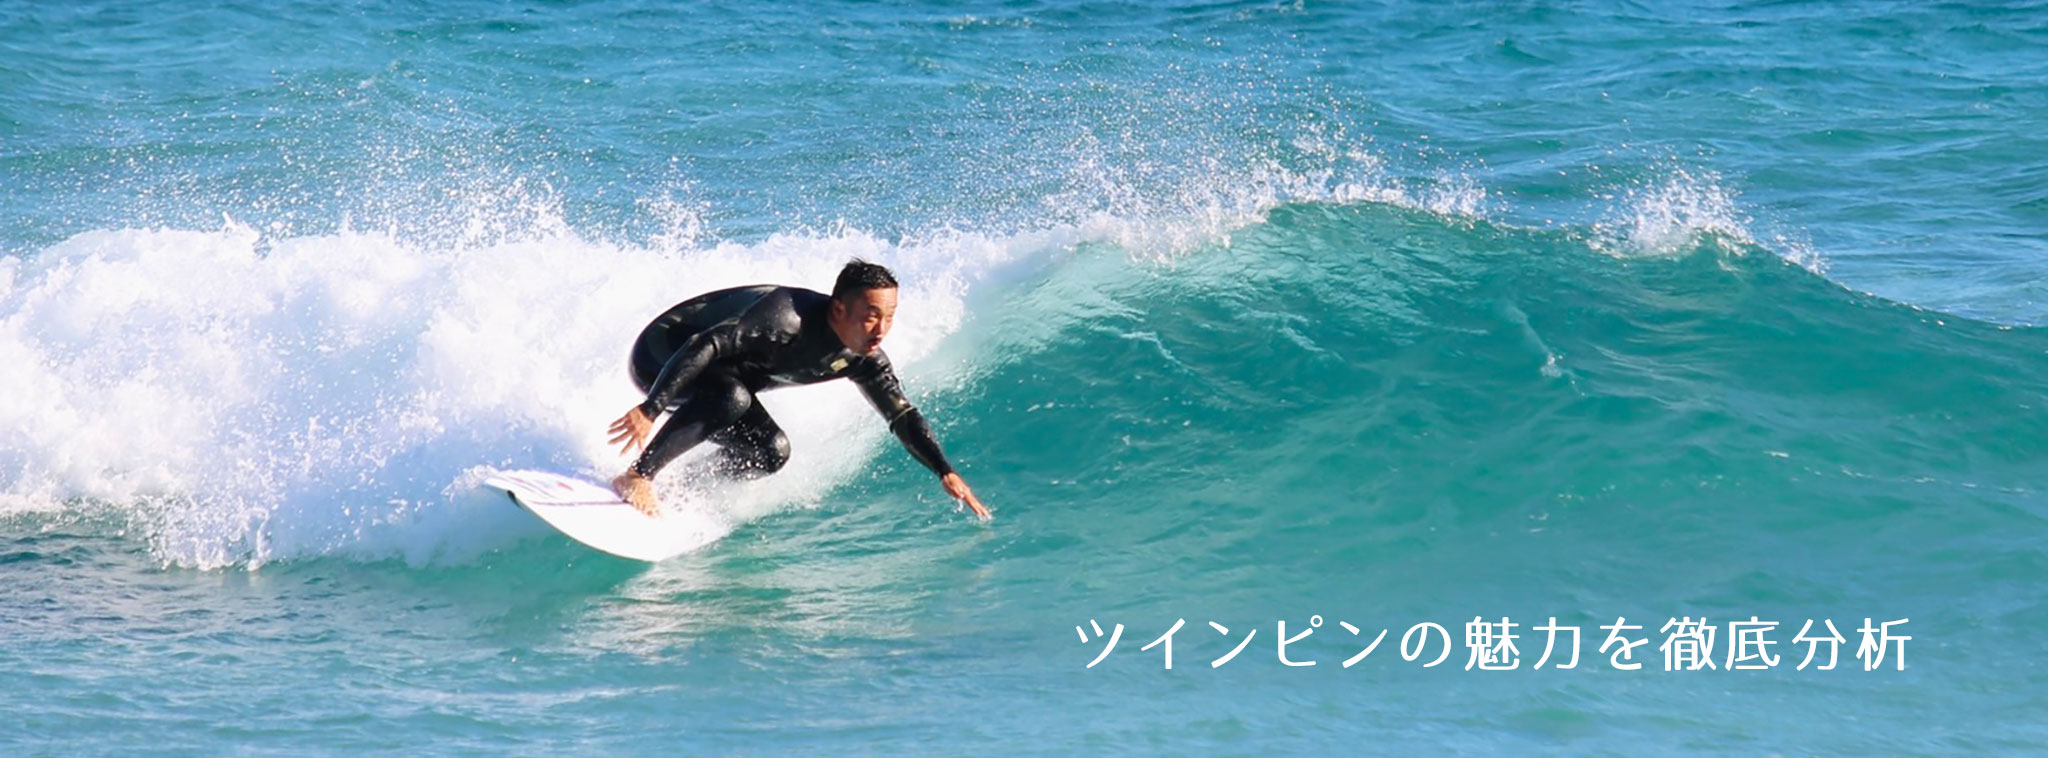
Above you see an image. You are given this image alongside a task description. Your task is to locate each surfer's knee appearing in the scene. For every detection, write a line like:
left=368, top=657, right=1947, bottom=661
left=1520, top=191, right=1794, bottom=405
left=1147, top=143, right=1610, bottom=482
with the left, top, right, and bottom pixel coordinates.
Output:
left=717, top=428, right=790, bottom=479
left=635, top=374, right=756, bottom=479
left=699, top=373, right=754, bottom=424
left=759, top=430, right=791, bottom=473
left=741, top=430, right=791, bottom=475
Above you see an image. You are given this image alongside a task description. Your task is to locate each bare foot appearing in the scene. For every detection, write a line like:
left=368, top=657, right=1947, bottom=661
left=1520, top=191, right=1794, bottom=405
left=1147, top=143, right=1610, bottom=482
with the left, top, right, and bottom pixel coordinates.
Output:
left=612, top=471, right=659, bottom=517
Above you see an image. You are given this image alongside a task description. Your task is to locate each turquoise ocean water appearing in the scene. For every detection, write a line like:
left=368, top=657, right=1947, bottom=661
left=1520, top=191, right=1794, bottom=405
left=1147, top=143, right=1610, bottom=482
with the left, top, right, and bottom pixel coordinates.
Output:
left=3, top=1, right=2046, bottom=754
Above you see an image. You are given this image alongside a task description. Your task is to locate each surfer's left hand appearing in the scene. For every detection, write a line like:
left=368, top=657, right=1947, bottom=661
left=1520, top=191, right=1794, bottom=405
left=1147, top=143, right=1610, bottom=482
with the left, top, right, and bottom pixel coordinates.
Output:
left=942, top=473, right=991, bottom=522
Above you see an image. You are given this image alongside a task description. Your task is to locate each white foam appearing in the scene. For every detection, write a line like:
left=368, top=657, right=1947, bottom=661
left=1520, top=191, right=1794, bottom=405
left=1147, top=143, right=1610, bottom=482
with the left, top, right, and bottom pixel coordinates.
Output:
left=0, top=212, right=1041, bottom=568
left=1588, top=168, right=1827, bottom=272
left=1595, top=169, right=1752, bottom=256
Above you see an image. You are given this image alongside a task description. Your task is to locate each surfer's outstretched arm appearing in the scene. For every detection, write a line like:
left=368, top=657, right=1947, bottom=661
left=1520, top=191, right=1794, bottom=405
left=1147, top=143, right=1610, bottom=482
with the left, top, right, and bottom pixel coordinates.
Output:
left=853, top=353, right=992, bottom=521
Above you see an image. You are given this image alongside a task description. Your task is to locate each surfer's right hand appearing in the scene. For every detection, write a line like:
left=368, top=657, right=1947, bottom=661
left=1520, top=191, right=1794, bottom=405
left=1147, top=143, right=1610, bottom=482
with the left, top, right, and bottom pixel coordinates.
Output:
left=608, top=407, right=653, bottom=455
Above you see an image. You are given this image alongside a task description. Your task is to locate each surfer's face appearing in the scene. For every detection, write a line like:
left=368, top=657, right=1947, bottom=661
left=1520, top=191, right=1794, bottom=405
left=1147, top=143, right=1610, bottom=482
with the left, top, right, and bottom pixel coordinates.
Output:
left=830, top=286, right=897, bottom=355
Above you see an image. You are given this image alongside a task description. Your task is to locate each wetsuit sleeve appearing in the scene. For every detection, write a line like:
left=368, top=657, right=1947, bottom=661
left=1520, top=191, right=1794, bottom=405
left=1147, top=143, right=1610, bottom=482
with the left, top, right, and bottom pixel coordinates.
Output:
left=636, top=324, right=735, bottom=418
left=853, top=353, right=956, bottom=478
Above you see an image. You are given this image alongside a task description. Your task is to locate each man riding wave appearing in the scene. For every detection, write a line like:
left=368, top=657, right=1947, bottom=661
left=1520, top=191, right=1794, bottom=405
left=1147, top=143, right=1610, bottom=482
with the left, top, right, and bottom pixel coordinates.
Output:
left=606, top=259, right=991, bottom=520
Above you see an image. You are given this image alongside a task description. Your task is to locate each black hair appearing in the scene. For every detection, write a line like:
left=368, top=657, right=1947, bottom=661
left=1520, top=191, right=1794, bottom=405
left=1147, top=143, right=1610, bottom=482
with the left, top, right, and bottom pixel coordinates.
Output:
left=831, top=259, right=898, bottom=302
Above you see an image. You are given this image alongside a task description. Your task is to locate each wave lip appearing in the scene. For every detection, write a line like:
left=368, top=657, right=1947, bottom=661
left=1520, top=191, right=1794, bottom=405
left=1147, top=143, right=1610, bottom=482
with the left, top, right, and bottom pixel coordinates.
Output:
left=1590, top=169, right=1824, bottom=273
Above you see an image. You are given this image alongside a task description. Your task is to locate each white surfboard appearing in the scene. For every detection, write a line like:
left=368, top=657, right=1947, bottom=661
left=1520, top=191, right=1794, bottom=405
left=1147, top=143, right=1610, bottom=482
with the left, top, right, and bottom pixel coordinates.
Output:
left=482, top=469, right=701, bottom=562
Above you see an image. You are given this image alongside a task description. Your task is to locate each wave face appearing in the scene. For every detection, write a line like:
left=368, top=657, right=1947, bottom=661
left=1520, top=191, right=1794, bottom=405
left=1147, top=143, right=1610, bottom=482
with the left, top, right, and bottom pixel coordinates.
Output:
left=4, top=0, right=2046, bottom=754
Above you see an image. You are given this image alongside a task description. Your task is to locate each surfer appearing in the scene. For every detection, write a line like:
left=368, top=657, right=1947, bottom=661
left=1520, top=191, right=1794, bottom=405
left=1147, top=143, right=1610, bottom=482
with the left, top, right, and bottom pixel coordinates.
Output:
left=606, top=260, right=992, bottom=521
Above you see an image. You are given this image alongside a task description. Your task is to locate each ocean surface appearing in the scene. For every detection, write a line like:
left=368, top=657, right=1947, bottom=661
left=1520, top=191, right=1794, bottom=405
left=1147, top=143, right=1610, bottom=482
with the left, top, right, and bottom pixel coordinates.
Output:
left=3, top=1, right=2046, bottom=754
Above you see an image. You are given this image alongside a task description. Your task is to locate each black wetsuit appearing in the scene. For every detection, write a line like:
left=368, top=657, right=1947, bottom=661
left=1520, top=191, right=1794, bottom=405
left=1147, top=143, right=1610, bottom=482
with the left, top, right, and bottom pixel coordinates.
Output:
left=627, top=285, right=953, bottom=481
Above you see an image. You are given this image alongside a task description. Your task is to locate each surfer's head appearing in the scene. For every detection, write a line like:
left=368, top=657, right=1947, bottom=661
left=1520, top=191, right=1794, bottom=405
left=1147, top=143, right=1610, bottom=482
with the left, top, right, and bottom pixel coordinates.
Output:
left=829, top=259, right=898, bottom=355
